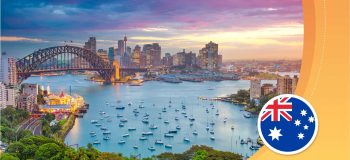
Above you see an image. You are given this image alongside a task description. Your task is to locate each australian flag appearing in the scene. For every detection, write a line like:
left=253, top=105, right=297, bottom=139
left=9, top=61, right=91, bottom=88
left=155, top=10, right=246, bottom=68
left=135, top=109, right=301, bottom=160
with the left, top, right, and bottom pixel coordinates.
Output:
left=258, top=95, right=318, bottom=154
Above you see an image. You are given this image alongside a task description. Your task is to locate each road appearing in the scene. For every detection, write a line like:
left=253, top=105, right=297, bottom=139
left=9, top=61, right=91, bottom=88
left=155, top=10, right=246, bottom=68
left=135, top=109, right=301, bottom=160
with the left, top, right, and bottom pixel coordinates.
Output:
left=17, top=117, right=42, bottom=136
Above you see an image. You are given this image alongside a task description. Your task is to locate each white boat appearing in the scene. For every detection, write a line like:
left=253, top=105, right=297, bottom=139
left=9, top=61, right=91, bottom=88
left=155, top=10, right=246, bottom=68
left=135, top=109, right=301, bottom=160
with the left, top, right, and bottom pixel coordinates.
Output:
left=139, top=136, right=147, bottom=140
left=175, top=117, right=179, bottom=121
left=116, top=106, right=125, bottom=110
left=142, top=119, right=149, bottom=124
left=189, top=117, right=195, bottom=121
left=175, top=109, right=179, bottom=112
left=193, top=130, right=198, bottom=135
left=117, top=114, right=123, bottom=118
left=103, top=137, right=110, bottom=140
left=119, top=123, right=124, bottom=127
left=122, top=134, right=130, bottom=137
left=231, top=126, right=234, bottom=130
left=90, top=133, right=97, bottom=137
left=120, top=119, right=128, bottom=123
left=244, top=113, right=252, bottom=118
left=93, top=140, right=101, bottom=144
left=164, top=120, right=169, bottom=124
left=133, top=146, right=138, bottom=149
left=164, top=133, right=174, bottom=138
left=142, top=132, right=153, bottom=136
left=100, top=127, right=107, bottom=130
left=183, top=137, right=190, bottom=142
left=210, top=136, right=216, bottom=140
left=155, top=140, right=164, bottom=145
left=210, top=130, right=215, bottom=134
left=90, top=131, right=96, bottom=135
left=206, top=126, right=210, bottom=131
left=176, top=126, right=181, bottom=130
left=118, top=140, right=126, bottom=144
left=165, top=144, right=173, bottom=148
left=91, top=120, right=98, bottom=124
left=149, top=124, right=158, bottom=130
left=95, top=123, right=102, bottom=127
left=103, top=131, right=111, bottom=135
left=128, top=128, right=137, bottom=131
left=148, top=147, right=156, bottom=151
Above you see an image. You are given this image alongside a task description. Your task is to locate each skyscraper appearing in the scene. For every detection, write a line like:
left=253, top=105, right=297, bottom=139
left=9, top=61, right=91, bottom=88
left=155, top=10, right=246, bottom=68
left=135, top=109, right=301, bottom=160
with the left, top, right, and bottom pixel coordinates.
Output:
left=84, top=37, right=96, bottom=53
left=1, top=53, right=18, bottom=86
left=198, top=41, right=222, bottom=70
left=0, top=82, right=5, bottom=109
left=108, top=47, right=115, bottom=63
left=142, top=43, right=161, bottom=67
left=131, top=45, right=141, bottom=67
left=117, top=40, right=125, bottom=56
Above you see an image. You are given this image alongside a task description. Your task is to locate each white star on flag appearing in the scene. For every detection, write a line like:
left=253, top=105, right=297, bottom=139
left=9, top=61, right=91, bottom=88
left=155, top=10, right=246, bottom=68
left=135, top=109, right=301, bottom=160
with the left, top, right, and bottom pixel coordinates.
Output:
left=298, top=133, right=304, bottom=140
left=308, top=116, right=315, bottom=123
left=301, top=109, right=307, bottom=116
left=268, top=127, right=282, bottom=141
left=304, top=125, right=309, bottom=130
left=294, top=119, right=301, bottom=126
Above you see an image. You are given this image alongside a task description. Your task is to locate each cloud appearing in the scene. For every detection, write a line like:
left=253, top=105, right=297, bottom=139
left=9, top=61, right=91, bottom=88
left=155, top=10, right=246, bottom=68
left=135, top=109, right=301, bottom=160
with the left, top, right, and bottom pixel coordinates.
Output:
left=0, top=36, right=48, bottom=42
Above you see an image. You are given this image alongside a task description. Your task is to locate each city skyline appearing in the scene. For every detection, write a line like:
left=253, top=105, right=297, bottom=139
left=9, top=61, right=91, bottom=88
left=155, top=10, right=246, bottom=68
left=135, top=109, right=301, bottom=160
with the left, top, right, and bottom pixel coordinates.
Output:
left=1, top=0, right=303, bottom=60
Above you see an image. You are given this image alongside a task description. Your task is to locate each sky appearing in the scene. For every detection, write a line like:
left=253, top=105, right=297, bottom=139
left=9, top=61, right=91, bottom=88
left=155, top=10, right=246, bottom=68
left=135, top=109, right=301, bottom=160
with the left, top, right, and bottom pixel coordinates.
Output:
left=1, top=0, right=303, bottom=60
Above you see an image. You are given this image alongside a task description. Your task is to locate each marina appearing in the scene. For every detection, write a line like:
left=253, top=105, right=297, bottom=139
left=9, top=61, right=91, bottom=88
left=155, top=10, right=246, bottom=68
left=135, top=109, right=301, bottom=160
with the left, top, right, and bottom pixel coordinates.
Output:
left=24, top=74, right=265, bottom=158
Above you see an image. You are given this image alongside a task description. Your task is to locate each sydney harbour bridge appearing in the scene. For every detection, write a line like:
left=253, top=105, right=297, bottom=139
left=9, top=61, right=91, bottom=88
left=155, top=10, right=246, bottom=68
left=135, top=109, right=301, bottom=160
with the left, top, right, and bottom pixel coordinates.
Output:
left=16, top=45, right=147, bottom=83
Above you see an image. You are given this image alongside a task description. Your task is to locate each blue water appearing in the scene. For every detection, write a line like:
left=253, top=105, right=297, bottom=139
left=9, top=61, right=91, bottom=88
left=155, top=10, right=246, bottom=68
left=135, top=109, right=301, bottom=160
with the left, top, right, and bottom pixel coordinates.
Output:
left=24, top=74, right=273, bottom=158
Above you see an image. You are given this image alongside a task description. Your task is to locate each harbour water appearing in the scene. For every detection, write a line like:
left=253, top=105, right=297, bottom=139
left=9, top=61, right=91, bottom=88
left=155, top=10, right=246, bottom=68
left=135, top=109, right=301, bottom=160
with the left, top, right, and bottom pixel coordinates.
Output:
left=24, top=74, right=273, bottom=158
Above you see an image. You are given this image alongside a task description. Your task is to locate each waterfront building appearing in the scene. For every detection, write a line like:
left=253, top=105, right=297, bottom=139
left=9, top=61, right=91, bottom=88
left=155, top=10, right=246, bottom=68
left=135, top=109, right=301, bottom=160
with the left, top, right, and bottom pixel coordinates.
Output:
left=250, top=79, right=261, bottom=99
left=84, top=37, right=96, bottom=54
left=97, top=49, right=109, bottom=62
left=198, top=41, right=222, bottom=70
left=0, top=82, right=5, bottom=109
left=261, top=83, right=275, bottom=96
left=185, top=51, right=196, bottom=67
left=131, top=45, right=141, bottom=67
left=173, top=51, right=185, bottom=66
left=142, top=43, right=161, bottom=67
left=17, top=93, right=36, bottom=112
left=40, top=92, right=84, bottom=113
left=277, top=75, right=299, bottom=94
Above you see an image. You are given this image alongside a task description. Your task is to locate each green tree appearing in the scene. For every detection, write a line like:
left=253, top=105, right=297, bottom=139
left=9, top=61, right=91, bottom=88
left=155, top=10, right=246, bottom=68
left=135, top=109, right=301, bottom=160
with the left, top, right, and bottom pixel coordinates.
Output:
left=193, top=150, right=208, bottom=160
left=35, top=143, right=63, bottom=160
left=0, top=153, right=20, bottom=160
left=6, top=142, right=26, bottom=159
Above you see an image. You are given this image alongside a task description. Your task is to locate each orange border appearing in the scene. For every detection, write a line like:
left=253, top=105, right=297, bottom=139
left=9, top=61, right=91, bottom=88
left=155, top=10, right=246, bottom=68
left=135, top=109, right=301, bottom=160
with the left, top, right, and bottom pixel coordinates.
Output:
left=250, top=0, right=350, bottom=159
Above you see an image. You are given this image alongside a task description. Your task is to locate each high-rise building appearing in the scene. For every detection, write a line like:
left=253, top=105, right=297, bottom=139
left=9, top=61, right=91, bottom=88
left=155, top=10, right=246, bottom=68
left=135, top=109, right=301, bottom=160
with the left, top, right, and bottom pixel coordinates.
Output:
left=185, top=51, right=196, bottom=67
left=0, top=52, right=3, bottom=83
left=0, top=82, right=6, bottom=109
left=84, top=37, right=96, bottom=53
left=131, top=45, right=141, bottom=67
left=250, top=79, right=261, bottom=99
left=108, top=47, right=115, bottom=63
left=5, top=86, right=16, bottom=107
left=3, top=57, right=18, bottom=86
left=142, top=43, right=161, bottom=67
left=261, top=83, right=275, bottom=96
left=277, top=75, right=299, bottom=94
left=198, top=41, right=222, bottom=70
left=173, top=51, right=185, bottom=66
left=17, top=93, right=36, bottom=112
left=117, top=40, right=125, bottom=56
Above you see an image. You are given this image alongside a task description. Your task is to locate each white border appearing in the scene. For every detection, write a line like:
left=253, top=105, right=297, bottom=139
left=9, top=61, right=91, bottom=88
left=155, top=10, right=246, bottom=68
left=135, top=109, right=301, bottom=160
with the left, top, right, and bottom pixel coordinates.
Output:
left=257, top=94, right=319, bottom=155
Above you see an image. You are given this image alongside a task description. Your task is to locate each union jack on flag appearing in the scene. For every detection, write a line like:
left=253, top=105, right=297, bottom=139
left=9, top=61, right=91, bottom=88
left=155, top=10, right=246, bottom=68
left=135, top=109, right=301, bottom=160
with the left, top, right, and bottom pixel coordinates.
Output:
left=257, top=94, right=318, bottom=155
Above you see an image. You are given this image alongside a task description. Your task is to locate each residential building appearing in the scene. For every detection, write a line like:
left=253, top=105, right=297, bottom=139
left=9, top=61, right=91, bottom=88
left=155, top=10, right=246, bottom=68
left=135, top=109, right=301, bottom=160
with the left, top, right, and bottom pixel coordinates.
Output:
left=261, top=83, right=275, bottom=96
left=162, top=53, right=173, bottom=66
left=277, top=75, right=299, bottom=94
left=97, top=49, right=109, bottom=62
left=0, top=83, right=5, bottom=109
left=5, top=87, right=16, bottom=107
left=250, top=79, right=261, bottom=99
left=17, top=94, right=36, bottom=112
left=84, top=37, right=96, bottom=54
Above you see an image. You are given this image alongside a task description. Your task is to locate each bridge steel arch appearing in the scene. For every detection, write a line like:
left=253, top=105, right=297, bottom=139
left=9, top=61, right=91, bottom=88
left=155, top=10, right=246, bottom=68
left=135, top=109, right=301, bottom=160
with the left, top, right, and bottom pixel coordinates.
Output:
left=16, top=45, right=115, bottom=83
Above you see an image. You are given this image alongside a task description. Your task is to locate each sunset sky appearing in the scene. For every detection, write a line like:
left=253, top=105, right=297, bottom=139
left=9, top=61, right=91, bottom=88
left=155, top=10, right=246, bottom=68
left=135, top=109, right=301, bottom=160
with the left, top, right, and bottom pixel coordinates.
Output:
left=1, top=0, right=303, bottom=60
